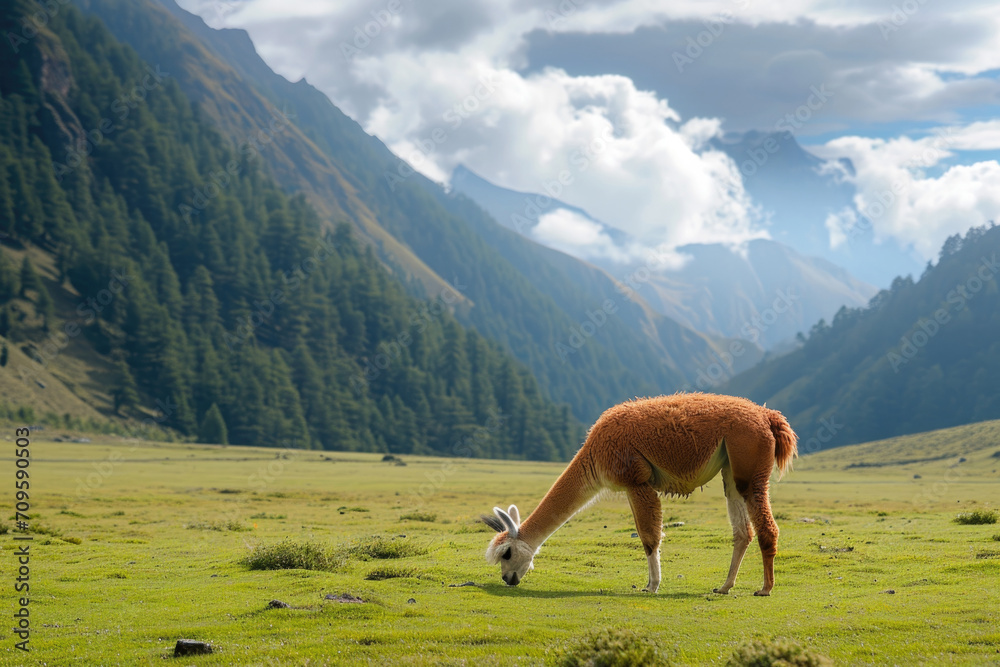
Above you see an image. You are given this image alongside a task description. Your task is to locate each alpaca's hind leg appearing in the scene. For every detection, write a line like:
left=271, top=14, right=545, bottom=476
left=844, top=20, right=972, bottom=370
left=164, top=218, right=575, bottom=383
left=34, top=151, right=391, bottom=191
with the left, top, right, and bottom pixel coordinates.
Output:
left=625, top=484, right=662, bottom=593
left=745, top=477, right=779, bottom=596
left=714, top=463, right=754, bottom=594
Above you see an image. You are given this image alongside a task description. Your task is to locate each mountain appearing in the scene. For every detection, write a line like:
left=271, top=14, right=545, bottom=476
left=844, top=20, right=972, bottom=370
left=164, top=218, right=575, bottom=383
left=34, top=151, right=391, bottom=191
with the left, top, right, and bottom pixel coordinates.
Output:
left=710, top=130, right=924, bottom=287
left=723, top=224, right=1000, bottom=449
left=450, top=164, right=877, bottom=350
left=68, top=0, right=756, bottom=422
left=0, top=0, right=582, bottom=460
left=640, top=239, right=877, bottom=350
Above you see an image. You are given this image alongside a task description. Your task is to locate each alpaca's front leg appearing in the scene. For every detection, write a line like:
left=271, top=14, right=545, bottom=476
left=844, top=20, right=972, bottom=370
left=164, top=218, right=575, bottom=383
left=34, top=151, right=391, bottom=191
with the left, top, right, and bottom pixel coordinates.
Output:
left=626, top=484, right=662, bottom=593
left=645, top=547, right=661, bottom=593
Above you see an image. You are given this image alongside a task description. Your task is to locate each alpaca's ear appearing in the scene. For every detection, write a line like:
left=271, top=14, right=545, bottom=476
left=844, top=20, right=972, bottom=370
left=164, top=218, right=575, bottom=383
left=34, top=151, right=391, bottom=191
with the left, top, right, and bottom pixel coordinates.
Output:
left=507, top=505, right=520, bottom=526
left=493, top=507, right=518, bottom=539
left=480, top=513, right=505, bottom=533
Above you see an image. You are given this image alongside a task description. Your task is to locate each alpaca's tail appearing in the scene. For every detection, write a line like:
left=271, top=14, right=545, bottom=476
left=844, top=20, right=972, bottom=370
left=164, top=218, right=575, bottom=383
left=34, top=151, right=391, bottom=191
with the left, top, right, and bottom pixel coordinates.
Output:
left=767, top=409, right=798, bottom=479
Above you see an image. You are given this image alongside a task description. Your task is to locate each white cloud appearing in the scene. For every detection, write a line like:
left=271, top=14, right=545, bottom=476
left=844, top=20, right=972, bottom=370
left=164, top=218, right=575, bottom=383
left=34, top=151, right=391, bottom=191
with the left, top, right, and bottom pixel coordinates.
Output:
left=815, top=126, right=1000, bottom=258
left=531, top=209, right=634, bottom=263
left=174, top=0, right=1000, bottom=263
left=361, top=53, right=765, bottom=252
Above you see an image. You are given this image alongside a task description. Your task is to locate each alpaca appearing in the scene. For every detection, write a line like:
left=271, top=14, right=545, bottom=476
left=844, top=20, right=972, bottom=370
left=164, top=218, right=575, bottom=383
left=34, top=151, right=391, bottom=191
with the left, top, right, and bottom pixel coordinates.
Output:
left=482, top=392, right=798, bottom=595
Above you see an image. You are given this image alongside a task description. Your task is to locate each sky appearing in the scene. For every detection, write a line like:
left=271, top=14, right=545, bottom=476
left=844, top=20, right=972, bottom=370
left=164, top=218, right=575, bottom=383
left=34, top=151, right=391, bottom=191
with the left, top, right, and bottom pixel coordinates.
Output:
left=177, top=0, right=1000, bottom=267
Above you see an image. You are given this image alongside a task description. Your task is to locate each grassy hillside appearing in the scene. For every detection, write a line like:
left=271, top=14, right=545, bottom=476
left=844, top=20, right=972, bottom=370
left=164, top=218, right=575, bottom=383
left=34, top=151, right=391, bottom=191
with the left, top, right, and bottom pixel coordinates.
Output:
left=725, top=224, right=1000, bottom=449
left=5, top=419, right=998, bottom=664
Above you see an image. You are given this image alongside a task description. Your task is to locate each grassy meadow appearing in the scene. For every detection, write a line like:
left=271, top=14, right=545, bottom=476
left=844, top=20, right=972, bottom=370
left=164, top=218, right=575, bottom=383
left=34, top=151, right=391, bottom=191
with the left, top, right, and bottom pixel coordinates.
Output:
left=2, top=421, right=1000, bottom=665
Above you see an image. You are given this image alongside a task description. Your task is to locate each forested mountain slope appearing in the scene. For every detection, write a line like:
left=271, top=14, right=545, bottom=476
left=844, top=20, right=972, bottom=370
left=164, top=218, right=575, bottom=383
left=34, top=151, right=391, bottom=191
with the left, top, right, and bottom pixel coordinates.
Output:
left=0, top=0, right=581, bottom=459
left=724, top=224, right=1000, bottom=449
left=66, top=0, right=748, bottom=422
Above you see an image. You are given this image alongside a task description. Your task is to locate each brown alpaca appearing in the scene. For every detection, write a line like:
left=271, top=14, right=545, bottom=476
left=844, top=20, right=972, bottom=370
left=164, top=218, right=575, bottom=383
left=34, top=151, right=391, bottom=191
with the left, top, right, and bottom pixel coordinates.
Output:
left=483, top=392, right=798, bottom=596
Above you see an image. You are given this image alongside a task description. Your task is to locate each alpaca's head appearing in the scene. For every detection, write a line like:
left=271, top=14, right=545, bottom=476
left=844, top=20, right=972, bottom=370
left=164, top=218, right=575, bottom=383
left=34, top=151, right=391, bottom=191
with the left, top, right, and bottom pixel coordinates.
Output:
left=483, top=505, right=536, bottom=586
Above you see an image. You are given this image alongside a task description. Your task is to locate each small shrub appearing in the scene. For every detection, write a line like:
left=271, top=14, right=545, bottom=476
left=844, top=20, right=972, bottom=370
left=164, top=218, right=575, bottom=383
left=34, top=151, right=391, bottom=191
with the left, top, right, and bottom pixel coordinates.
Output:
left=400, top=511, right=437, bottom=522
left=62, top=536, right=82, bottom=545
left=187, top=519, right=250, bottom=532
left=250, top=512, right=286, bottom=520
left=0, top=525, right=8, bottom=535
left=992, top=534, right=1000, bottom=542
left=954, top=510, right=998, bottom=525
left=341, top=536, right=426, bottom=561
left=59, top=510, right=84, bottom=517
left=337, top=506, right=369, bottom=513
left=244, top=539, right=341, bottom=571
left=365, top=565, right=418, bottom=581
left=727, top=639, right=833, bottom=666
left=554, top=628, right=670, bottom=667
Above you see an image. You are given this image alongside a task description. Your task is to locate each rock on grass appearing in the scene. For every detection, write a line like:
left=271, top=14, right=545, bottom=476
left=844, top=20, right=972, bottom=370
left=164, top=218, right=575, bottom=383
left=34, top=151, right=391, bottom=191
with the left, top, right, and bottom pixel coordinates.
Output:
left=174, top=639, right=213, bottom=656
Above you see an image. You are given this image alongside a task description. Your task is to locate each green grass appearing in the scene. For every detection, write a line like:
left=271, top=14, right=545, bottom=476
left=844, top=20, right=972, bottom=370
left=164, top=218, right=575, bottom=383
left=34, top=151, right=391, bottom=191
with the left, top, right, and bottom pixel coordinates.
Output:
left=186, top=519, right=251, bottom=531
left=243, top=539, right=342, bottom=572
left=553, top=627, right=670, bottom=666
left=400, top=510, right=438, bottom=522
left=726, top=638, right=833, bottom=666
left=954, top=510, right=998, bottom=525
left=3, top=428, right=999, bottom=665
left=341, top=535, right=427, bottom=560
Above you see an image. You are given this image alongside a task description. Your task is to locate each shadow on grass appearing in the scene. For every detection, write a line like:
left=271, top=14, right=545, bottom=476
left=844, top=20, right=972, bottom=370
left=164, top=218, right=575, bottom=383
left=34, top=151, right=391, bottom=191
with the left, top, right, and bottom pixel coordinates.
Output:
left=478, top=583, right=702, bottom=600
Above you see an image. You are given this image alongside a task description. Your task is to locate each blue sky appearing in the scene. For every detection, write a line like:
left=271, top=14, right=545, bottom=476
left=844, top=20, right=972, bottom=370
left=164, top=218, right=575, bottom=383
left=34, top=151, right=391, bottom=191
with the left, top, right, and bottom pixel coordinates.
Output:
left=176, top=0, right=1000, bottom=266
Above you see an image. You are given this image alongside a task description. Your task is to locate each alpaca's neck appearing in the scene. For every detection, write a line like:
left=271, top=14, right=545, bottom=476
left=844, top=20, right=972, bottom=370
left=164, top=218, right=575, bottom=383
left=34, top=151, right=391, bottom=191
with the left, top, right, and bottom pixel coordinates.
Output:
left=519, top=450, right=601, bottom=548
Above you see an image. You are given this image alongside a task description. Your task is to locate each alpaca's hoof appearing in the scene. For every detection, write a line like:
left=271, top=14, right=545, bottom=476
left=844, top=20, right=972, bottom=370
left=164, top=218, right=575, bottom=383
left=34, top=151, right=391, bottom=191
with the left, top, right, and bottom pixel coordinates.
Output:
left=753, top=589, right=771, bottom=596
left=712, top=587, right=729, bottom=595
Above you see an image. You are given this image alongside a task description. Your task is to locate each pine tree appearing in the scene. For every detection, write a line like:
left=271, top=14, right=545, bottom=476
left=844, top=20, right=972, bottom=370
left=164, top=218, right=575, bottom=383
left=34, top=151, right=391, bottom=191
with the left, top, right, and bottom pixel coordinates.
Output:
left=112, top=359, right=140, bottom=415
left=0, top=250, right=18, bottom=302
left=18, top=256, right=40, bottom=298
left=198, top=403, right=229, bottom=445
left=0, top=305, right=12, bottom=339
left=35, top=283, right=53, bottom=331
